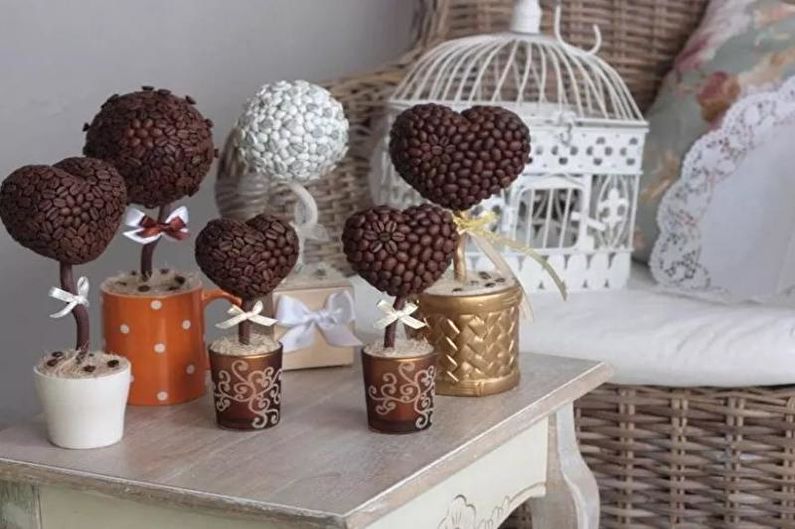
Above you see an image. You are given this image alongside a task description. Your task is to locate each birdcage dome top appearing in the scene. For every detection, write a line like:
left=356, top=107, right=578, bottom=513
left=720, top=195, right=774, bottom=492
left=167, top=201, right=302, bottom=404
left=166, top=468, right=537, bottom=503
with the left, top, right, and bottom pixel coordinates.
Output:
left=391, top=1, right=644, bottom=124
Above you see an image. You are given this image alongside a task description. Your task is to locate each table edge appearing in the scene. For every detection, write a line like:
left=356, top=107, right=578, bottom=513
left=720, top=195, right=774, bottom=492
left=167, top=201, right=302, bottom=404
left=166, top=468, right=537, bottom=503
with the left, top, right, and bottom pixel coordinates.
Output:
left=343, top=360, right=612, bottom=528
left=0, top=458, right=346, bottom=529
left=0, top=358, right=613, bottom=528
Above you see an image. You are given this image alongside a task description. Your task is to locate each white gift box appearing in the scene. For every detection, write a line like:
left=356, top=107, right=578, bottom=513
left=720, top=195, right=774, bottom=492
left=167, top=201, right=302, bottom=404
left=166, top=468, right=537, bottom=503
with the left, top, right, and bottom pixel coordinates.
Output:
left=271, top=271, right=359, bottom=371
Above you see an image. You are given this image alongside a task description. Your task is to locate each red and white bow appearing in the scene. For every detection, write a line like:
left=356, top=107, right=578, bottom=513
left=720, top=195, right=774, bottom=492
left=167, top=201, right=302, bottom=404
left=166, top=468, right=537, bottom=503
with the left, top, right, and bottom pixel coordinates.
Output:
left=123, top=206, right=189, bottom=244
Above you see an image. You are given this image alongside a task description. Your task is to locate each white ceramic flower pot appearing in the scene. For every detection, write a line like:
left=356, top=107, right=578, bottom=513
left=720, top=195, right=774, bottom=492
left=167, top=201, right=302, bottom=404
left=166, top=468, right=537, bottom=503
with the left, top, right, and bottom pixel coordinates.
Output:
left=33, top=364, right=131, bottom=449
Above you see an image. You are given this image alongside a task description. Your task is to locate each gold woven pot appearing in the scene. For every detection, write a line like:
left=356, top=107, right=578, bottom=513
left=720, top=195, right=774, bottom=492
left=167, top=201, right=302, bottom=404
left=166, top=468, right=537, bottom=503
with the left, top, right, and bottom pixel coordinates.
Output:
left=415, top=283, right=521, bottom=397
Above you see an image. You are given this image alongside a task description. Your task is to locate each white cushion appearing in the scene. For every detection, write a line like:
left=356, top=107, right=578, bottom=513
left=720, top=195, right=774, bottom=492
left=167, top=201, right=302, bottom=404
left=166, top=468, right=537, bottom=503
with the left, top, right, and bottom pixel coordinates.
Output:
left=352, top=265, right=795, bottom=387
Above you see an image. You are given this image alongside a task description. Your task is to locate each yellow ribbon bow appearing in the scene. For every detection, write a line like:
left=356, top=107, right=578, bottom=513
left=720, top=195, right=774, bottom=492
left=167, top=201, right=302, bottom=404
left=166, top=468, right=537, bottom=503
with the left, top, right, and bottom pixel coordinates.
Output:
left=453, top=211, right=567, bottom=318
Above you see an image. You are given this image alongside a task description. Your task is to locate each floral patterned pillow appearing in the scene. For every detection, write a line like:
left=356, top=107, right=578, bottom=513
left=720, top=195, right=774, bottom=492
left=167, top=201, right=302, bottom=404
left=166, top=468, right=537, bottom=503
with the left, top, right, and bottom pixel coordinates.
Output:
left=635, top=0, right=795, bottom=261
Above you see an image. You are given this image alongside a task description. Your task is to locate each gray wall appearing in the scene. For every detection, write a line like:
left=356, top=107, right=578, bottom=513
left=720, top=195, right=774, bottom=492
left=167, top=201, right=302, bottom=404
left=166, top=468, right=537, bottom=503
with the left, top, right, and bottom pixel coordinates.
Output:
left=0, top=0, right=414, bottom=424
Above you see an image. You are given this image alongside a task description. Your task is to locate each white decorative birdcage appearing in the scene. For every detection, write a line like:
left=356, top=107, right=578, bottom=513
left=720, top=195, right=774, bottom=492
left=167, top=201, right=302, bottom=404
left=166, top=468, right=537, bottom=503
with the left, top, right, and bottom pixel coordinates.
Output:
left=370, top=0, right=648, bottom=291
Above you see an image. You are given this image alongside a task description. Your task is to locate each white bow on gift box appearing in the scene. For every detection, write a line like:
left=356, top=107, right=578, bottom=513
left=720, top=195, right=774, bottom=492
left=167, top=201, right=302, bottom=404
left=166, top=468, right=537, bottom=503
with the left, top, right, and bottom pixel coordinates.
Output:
left=275, top=291, right=362, bottom=352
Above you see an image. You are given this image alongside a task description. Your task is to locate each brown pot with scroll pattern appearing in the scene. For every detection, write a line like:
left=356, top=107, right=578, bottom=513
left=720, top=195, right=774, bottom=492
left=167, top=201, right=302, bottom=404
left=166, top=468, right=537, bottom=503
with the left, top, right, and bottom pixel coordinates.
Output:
left=361, top=345, right=437, bottom=434
left=208, top=345, right=283, bottom=430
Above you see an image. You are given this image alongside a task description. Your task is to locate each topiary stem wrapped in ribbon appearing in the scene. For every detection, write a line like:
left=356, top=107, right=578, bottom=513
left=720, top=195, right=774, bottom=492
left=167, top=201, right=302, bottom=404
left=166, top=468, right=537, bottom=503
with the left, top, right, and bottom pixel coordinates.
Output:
left=388, top=103, right=569, bottom=318
left=56, top=263, right=91, bottom=352
left=342, top=204, right=459, bottom=349
left=285, top=181, right=329, bottom=269
left=0, top=158, right=128, bottom=353
left=452, top=210, right=566, bottom=317
left=83, top=86, right=215, bottom=280
left=195, top=214, right=299, bottom=346
left=219, top=81, right=348, bottom=272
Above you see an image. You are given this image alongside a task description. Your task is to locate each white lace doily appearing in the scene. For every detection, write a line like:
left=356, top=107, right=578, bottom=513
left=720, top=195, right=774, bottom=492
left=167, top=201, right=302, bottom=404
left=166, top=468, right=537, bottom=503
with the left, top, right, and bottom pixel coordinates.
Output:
left=651, top=76, right=795, bottom=305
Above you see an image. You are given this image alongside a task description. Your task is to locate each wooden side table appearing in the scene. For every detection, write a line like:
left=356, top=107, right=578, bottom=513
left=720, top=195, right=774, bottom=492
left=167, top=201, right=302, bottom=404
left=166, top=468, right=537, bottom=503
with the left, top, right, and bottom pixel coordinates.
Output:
left=0, top=353, right=610, bottom=529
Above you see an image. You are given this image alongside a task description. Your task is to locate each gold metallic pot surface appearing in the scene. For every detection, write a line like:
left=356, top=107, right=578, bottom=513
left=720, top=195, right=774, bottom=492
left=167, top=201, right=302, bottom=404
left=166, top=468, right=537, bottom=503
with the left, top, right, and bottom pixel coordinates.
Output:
left=416, top=283, right=521, bottom=397
left=361, top=346, right=436, bottom=434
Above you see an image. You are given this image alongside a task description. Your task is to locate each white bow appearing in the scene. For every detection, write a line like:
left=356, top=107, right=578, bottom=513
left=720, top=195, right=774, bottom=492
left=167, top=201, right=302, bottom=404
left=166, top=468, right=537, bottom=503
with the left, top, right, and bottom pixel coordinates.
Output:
left=49, top=277, right=90, bottom=318
left=123, top=206, right=190, bottom=244
left=215, top=300, right=278, bottom=330
left=275, top=291, right=362, bottom=352
left=374, top=299, right=426, bottom=330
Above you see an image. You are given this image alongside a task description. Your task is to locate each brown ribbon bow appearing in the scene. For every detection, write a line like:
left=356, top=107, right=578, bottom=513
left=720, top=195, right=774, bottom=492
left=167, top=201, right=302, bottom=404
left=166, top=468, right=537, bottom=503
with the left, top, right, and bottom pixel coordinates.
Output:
left=137, top=215, right=189, bottom=241
left=123, top=206, right=190, bottom=244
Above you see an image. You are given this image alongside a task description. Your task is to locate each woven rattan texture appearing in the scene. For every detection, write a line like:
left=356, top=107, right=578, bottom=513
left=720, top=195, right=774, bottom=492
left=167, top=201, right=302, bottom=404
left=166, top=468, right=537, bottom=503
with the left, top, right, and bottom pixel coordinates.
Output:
left=217, top=0, right=707, bottom=272
left=502, top=384, right=795, bottom=529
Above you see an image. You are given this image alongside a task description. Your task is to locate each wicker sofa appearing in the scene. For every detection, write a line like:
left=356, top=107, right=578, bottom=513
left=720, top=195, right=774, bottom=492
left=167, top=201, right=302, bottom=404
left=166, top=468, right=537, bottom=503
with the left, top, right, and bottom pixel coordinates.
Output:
left=221, top=1, right=795, bottom=528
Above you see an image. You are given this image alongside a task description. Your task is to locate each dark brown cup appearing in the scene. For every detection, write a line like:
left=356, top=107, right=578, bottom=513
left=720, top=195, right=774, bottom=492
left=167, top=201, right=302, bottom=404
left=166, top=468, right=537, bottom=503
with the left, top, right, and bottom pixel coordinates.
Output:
left=208, top=344, right=283, bottom=430
left=361, top=346, right=437, bottom=434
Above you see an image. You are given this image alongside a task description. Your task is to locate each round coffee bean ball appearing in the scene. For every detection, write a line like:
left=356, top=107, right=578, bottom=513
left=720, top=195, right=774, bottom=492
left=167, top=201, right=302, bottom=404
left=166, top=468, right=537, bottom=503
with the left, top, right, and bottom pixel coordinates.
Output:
left=83, top=86, right=214, bottom=208
left=195, top=214, right=298, bottom=300
left=389, top=103, right=531, bottom=211
left=0, top=158, right=127, bottom=264
left=342, top=204, right=458, bottom=297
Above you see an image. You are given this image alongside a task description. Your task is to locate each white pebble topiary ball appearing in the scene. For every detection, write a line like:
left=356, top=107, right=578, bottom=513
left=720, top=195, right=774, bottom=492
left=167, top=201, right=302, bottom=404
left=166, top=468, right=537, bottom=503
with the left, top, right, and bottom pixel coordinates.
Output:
left=235, top=80, right=349, bottom=183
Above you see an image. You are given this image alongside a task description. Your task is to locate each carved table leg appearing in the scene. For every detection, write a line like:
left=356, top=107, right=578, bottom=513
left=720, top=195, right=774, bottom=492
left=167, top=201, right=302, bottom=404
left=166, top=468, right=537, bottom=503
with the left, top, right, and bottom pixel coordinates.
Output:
left=529, top=404, right=599, bottom=529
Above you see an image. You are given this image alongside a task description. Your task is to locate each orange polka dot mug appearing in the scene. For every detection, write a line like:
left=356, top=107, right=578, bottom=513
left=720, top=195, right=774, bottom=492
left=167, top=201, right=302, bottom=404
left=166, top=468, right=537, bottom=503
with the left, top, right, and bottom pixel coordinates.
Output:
left=102, top=282, right=238, bottom=406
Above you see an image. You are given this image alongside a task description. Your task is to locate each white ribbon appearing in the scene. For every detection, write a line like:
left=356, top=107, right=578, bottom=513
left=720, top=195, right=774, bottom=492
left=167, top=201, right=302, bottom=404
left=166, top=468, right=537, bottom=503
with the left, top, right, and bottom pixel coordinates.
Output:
left=215, top=300, right=278, bottom=330
left=292, top=222, right=329, bottom=247
left=49, top=277, right=90, bottom=318
left=275, top=291, right=362, bottom=352
left=285, top=181, right=328, bottom=269
left=123, top=206, right=190, bottom=244
left=373, top=300, right=426, bottom=330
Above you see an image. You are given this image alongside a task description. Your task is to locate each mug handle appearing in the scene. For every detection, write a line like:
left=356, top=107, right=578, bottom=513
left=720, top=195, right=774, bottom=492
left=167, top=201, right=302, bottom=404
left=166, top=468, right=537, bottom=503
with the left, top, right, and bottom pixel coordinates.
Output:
left=202, top=289, right=241, bottom=308
left=200, top=289, right=240, bottom=370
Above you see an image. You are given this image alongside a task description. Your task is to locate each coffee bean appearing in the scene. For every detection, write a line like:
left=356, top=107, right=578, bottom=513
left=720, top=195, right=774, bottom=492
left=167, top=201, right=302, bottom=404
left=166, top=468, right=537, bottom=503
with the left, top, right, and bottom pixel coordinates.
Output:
left=107, top=360, right=120, bottom=368
left=389, top=104, right=530, bottom=211
left=342, top=205, right=458, bottom=297
left=83, top=88, right=214, bottom=208
left=138, top=285, right=151, bottom=292
left=51, top=351, right=64, bottom=358
left=175, top=275, right=186, bottom=284
left=195, top=214, right=298, bottom=299
left=160, top=268, right=170, bottom=274
left=83, top=365, right=96, bottom=373
left=0, top=160, right=126, bottom=265
left=485, top=282, right=496, bottom=288
left=46, top=359, right=59, bottom=367
left=479, top=271, right=491, bottom=279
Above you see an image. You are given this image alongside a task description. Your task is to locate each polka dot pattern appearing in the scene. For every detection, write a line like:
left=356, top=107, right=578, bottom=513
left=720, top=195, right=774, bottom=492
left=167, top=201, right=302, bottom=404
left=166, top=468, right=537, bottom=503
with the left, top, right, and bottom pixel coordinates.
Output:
left=103, top=286, right=213, bottom=406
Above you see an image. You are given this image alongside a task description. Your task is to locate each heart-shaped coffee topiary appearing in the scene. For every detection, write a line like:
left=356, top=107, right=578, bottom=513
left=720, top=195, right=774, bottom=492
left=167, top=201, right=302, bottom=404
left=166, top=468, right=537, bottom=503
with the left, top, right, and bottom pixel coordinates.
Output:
left=342, top=204, right=458, bottom=297
left=389, top=103, right=531, bottom=211
left=0, top=157, right=127, bottom=265
left=195, top=214, right=299, bottom=300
